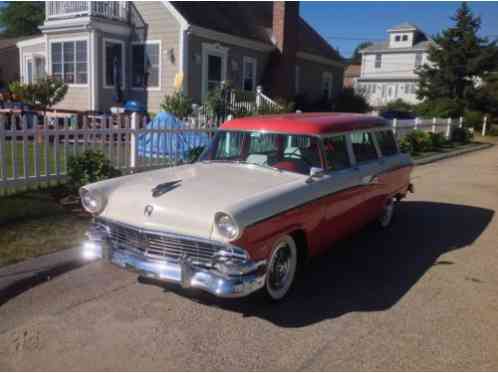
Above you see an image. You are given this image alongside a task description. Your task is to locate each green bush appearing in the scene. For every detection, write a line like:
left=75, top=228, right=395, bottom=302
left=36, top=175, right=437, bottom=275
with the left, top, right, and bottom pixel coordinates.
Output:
left=403, top=130, right=433, bottom=154
left=9, top=76, right=68, bottom=112
left=160, top=90, right=193, bottom=119
left=429, top=132, right=448, bottom=149
left=67, top=150, right=121, bottom=192
left=451, top=127, right=473, bottom=144
left=463, top=110, right=484, bottom=129
left=399, top=137, right=414, bottom=154
left=381, top=99, right=415, bottom=115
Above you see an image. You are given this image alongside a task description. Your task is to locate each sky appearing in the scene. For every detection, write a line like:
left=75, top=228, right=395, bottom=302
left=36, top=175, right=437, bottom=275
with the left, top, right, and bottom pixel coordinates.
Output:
left=300, top=1, right=498, bottom=58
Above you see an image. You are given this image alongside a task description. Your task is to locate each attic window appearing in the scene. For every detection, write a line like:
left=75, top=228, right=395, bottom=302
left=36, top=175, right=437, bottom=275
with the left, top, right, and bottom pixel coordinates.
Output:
left=402, top=35, right=408, bottom=41
left=395, top=35, right=401, bottom=42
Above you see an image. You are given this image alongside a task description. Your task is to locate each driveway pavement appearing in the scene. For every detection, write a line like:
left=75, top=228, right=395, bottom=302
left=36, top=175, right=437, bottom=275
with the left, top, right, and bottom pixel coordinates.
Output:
left=0, top=145, right=497, bottom=371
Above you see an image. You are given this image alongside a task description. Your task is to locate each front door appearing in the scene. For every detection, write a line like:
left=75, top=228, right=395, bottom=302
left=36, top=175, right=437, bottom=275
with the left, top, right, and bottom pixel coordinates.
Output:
left=202, top=49, right=226, bottom=100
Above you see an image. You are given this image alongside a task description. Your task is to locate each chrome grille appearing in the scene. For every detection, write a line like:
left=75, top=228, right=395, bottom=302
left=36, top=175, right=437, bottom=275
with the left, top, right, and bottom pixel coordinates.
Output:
left=100, top=219, right=223, bottom=266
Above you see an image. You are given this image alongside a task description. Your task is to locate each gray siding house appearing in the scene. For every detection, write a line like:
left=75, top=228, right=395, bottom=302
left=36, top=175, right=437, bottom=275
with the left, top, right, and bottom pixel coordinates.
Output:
left=17, top=1, right=344, bottom=113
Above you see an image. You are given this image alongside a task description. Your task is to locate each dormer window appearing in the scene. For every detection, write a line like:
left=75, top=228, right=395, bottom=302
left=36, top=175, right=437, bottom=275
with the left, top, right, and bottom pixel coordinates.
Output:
left=395, top=35, right=401, bottom=42
left=402, top=35, right=408, bottom=41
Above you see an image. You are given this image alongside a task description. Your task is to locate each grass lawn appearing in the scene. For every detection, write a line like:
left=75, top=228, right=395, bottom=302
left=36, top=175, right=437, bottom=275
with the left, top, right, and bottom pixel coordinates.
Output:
left=0, top=190, right=91, bottom=267
left=1, top=140, right=131, bottom=179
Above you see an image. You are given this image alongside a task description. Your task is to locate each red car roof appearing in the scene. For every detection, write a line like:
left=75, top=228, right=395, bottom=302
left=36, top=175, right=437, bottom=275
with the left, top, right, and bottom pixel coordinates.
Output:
left=221, top=113, right=388, bottom=135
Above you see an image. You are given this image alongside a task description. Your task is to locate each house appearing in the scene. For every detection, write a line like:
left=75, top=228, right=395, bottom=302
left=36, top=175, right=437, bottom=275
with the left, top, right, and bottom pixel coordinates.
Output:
left=356, top=23, right=436, bottom=108
left=343, top=64, right=360, bottom=89
left=0, top=36, right=33, bottom=90
left=16, top=1, right=344, bottom=113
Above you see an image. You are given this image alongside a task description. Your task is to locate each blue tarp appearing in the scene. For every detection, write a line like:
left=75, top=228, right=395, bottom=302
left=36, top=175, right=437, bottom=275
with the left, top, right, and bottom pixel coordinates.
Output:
left=137, top=112, right=210, bottom=160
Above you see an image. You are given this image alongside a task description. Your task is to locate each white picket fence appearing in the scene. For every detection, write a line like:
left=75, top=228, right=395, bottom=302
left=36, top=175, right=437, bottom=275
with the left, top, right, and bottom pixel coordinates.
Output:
left=0, top=112, right=468, bottom=194
left=388, top=116, right=464, bottom=140
left=0, top=112, right=216, bottom=194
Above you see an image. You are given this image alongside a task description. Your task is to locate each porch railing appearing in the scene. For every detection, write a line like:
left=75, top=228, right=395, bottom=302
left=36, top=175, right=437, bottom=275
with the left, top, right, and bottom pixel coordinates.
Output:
left=45, top=1, right=129, bottom=21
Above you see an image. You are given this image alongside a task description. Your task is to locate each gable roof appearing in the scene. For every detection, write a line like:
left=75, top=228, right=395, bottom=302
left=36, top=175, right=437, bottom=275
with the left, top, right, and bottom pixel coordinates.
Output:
left=170, top=2, right=342, bottom=62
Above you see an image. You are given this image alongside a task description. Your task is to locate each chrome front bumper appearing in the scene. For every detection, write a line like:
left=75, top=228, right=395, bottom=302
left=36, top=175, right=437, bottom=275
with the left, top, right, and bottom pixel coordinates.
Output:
left=83, top=224, right=266, bottom=298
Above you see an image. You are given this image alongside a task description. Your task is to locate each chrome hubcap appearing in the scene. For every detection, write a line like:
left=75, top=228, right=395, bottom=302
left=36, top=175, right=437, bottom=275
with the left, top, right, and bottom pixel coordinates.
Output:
left=269, top=245, right=292, bottom=290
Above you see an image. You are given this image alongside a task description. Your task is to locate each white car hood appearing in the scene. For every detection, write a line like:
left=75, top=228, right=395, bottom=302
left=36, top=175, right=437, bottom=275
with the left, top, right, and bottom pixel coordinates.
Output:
left=96, top=162, right=302, bottom=239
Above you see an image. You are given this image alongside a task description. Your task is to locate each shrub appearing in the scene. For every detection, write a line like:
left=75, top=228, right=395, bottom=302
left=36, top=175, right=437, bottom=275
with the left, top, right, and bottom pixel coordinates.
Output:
left=463, top=110, right=484, bottom=129
left=381, top=99, right=415, bottom=115
left=9, top=76, right=68, bottom=113
left=451, top=127, right=473, bottom=144
left=399, top=137, right=414, bottom=154
left=160, top=90, right=193, bottom=119
left=332, top=88, right=371, bottom=113
left=67, top=150, right=121, bottom=192
left=429, top=132, right=448, bottom=149
left=403, top=130, right=433, bottom=154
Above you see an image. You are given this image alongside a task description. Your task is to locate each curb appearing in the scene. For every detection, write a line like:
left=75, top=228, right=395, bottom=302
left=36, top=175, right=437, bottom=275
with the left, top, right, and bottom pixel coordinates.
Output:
left=413, top=143, right=494, bottom=166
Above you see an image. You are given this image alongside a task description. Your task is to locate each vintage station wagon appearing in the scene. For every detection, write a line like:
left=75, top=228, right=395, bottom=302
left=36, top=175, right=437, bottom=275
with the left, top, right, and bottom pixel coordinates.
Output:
left=81, top=113, right=414, bottom=301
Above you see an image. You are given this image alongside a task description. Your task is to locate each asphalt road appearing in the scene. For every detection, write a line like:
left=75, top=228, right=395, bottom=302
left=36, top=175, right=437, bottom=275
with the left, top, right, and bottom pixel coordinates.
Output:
left=1, top=145, right=497, bottom=371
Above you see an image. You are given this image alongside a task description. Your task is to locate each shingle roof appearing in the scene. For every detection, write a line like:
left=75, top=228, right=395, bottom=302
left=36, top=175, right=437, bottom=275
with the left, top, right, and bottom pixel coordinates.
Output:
left=388, top=22, right=419, bottom=31
left=361, top=39, right=435, bottom=53
left=0, top=36, right=32, bottom=51
left=171, top=2, right=342, bottom=62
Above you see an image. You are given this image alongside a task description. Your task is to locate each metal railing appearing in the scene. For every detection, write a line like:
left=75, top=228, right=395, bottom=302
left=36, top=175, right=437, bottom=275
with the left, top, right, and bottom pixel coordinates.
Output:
left=45, top=1, right=129, bottom=21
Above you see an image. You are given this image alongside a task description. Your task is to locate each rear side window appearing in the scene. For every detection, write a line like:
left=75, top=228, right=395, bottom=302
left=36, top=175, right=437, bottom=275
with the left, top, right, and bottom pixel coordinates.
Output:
left=350, top=131, right=378, bottom=163
left=323, top=136, right=351, bottom=171
left=375, top=130, right=398, bottom=156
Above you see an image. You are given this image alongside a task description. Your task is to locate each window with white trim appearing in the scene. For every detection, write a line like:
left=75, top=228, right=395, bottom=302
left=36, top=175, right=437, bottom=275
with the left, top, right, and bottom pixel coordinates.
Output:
left=375, top=54, right=382, bottom=69
left=322, top=72, right=333, bottom=99
left=104, top=40, right=124, bottom=88
left=242, top=56, right=257, bottom=92
left=415, top=52, right=423, bottom=68
left=51, top=40, right=87, bottom=84
left=132, top=43, right=160, bottom=88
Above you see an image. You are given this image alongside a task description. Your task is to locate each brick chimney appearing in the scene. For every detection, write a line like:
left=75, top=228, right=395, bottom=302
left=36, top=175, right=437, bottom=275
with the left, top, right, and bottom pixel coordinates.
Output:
left=270, top=1, right=299, bottom=99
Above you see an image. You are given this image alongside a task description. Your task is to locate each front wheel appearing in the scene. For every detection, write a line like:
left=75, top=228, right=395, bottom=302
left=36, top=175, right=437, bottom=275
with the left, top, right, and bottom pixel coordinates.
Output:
left=264, top=235, right=298, bottom=301
left=378, top=197, right=395, bottom=228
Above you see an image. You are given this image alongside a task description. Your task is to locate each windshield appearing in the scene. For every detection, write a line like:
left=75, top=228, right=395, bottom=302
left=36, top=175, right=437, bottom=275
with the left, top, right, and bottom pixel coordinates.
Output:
left=199, top=131, right=323, bottom=175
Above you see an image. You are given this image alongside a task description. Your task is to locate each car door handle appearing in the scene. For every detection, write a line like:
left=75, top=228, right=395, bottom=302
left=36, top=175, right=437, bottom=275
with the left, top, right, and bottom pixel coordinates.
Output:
left=362, top=175, right=380, bottom=185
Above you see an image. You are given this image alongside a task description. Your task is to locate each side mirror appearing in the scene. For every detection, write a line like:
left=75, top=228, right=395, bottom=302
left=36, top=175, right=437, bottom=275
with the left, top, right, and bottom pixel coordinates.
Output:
left=306, top=167, right=325, bottom=183
left=309, top=167, right=325, bottom=178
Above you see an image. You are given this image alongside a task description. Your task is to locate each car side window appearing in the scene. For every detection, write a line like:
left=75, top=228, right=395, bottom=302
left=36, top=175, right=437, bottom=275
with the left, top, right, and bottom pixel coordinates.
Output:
left=350, top=131, right=378, bottom=163
left=375, top=130, right=398, bottom=156
left=322, top=136, right=351, bottom=171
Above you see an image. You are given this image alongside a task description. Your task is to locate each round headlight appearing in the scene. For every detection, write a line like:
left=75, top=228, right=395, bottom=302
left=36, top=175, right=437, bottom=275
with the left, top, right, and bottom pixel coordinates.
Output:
left=214, top=212, right=240, bottom=240
left=80, top=188, right=107, bottom=215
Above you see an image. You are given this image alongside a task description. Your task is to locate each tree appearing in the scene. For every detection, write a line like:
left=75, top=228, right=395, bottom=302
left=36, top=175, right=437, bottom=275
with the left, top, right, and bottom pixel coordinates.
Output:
left=416, top=2, right=498, bottom=115
left=0, top=2, right=44, bottom=37
left=351, top=42, right=373, bottom=64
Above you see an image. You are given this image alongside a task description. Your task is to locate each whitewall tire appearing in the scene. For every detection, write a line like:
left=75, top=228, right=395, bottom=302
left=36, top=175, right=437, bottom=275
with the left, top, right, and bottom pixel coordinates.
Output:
left=264, top=235, right=298, bottom=301
left=379, top=197, right=395, bottom=228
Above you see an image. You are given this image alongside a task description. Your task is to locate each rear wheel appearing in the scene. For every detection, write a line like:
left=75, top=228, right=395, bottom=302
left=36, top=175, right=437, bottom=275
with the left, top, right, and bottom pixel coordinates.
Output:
left=378, top=197, right=395, bottom=228
left=264, top=235, right=298, bottom=301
